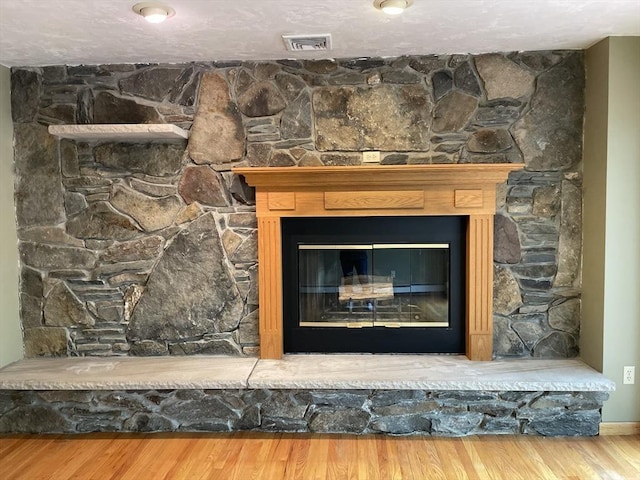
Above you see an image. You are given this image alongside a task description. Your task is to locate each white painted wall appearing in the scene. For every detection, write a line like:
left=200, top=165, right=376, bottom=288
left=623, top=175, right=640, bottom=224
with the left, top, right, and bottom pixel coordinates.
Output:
left=0, top=65, right=23, bottom=367
left=583, top=37, right=640, bottom=423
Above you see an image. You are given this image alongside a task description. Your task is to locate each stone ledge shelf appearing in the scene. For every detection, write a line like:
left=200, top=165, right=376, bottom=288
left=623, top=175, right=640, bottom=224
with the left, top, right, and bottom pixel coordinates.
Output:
left=48, top=124, right=189, bottom=143
left=0, top=355, right=615, bottom=392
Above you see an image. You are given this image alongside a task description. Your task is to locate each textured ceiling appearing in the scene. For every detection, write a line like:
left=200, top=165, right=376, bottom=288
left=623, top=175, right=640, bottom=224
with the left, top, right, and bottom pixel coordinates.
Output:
left=0, top=0, right=638, bottom=67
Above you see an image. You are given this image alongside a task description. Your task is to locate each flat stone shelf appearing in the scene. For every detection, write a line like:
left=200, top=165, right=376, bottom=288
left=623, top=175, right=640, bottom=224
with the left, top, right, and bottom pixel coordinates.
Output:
left=0, top=355, right=615, bottom=392
left=48, top=124, right=189, bottom=143
left=0, top=356, right=257, bottom=390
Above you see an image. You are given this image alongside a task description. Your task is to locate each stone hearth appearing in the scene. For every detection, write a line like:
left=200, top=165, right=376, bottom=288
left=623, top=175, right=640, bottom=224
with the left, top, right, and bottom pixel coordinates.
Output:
left=0, top=355, right=614, bottom=436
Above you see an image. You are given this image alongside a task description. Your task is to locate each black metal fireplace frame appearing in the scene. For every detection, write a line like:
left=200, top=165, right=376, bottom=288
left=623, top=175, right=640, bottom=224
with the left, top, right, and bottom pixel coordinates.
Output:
left=282, top=216, right=466, bottom=354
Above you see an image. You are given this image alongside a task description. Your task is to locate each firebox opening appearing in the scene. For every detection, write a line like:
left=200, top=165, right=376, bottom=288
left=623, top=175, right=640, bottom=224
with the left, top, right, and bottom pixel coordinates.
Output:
left=282, top=216, right=466, bottom=354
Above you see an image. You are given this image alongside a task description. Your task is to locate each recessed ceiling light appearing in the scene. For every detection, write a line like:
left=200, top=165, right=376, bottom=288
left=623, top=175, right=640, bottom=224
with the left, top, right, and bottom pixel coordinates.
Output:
left=132, top=2, right=175, bottom=23
left=374, top=0, right=413, bottom=15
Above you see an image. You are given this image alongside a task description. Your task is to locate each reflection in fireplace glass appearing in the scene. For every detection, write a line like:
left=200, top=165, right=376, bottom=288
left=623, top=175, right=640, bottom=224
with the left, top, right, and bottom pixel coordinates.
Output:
left=298, top=244, right=449, bottom=328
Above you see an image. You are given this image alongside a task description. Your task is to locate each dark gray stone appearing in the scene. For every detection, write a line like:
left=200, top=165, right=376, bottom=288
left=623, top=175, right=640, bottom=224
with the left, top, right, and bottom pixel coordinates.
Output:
left=231, top=230, right=258, bottom=263
left=67, top=201, right=142, bottom=241
left=304, top=59, right=338, bottom=74
left=94, top=143, right=184, bottom=177
left=129, top=179, right=177, bottom=198
left=247, top=265, right=258, bottom=305
left=381, top=154, right=408, bottom=165
left=161, top=395, right=240, bottom=426
left=100, top=236, right=164, bottom=263
left=533, top=331, right=578, bottom=358
left=467, top=129, right=513, bottom=153
left=168, top=335, right=242, bottom=355
left=14, top=123, right=65, bottom=228
left=0, top=406, right=71, bottom=433
left=494, top=214, right=521, bottom=264
left=119, top=67, right=183, bottom=102
left=169, top=66, right=199, bottom=106
left=474, top=99, right=522, bottom=126
left=93, top=92, right=161, bottom=123
left=314, top=85, right=431, bottom=151
left=326, top=72, right=365, bottom=86
left=370, top=390, right=426, bottom=407
left=64, top=192, right=87, bottom=217
left=11, top=69, right=41, bottom=122
left=512, top=320, right=545, bottom=350
left=130, top=340, right=168, bottom=356
left=127, top=214, right=243, bottom=343
left=370, top=414, right=431, bottom=434
left=60, top=140, right=79, bottom=177
left=372, top=400, right=439, bottom=417
left=262, top=391, right=308, bottom=419
left=19, top=242, right=97, bottom=270
left=281, top=91, right=312, bottom=139
left=454, top=62, right=481, bottom=97
left=526, top=411, right=600, bottom=436
left=382, top=70, right=422, bottom=84
left=238, top=310, right=259, bottom=345
left=275, top=72, right=307, bottom=102
left=482, top=417, right=521, bottom=434
left=532, top=185, right=561, bottom=217
left=512, top=54, right=584, bottom=171
left=124, top=413, right=176, bottom=432
left=21, top=266, right=43, bottom=299
left=77, top=87, right=93, bottom=124
left=309, top=408, right=370, bottom=433
left=341, top=58, right=386, bottom=71
left=548, top=298, right=580, bottom=334
left=493, top=315, right=526, bottom=357
left=308, top=391, right=368, bottom=409
left=237, top=81, right=286, bottom=117
left=178, top=165, right=229, bottom=206
left=409, top=56, right=447, bottom=74
left=268, top=151, right=296, bottom=167
left=430, top=412, right=484, bottom=436
left=432, top=70, right=453, bottom=100
left=432, top=91, right=478, bottom=133
left=320, top=153, right=361, bottom=166
left=245, top=143, right=273, bottom=167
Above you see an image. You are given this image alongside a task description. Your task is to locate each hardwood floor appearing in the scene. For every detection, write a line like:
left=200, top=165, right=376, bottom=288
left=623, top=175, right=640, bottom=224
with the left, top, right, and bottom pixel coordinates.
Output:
left=1, top=433, right=638, bottom=479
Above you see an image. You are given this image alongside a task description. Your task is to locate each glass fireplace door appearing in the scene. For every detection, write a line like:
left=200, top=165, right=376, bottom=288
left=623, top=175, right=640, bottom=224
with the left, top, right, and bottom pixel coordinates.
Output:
left=298, top=243, right=450, bottom=329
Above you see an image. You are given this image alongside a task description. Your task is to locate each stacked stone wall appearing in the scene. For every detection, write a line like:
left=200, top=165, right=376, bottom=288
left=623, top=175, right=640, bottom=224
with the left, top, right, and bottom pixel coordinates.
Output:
left=11, top=51, right=584, bottom=358
left=0, top=389, right=606, bottom=436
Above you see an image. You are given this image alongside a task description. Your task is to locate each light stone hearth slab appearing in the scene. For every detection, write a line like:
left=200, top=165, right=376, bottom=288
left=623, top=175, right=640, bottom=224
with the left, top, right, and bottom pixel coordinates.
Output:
left=248, top=355, right=615, bottom=392
left=0, top=355, right=615, bottom=392
left=0, top=356, right=257, bottom=390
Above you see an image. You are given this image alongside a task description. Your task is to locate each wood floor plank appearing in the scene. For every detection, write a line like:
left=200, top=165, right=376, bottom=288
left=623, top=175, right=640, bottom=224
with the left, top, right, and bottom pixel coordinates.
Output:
left=1, top=433, right=638, bottom=480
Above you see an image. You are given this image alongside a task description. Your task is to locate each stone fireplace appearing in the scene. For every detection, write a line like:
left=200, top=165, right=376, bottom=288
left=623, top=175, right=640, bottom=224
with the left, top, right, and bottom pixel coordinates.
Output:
left=235, top=163, right=523, bottom=360
left=8, top=50, right=584, bottom=362
left=2, top=50, right=614, bottom=438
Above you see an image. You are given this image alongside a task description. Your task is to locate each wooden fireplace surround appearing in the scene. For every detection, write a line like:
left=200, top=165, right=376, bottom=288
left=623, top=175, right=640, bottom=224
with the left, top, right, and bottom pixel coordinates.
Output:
left=234, top=163, right=524, bottom=361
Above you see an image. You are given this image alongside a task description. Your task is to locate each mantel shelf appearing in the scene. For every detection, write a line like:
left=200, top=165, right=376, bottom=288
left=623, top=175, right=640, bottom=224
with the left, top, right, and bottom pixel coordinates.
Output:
left=234, top=163, right=524, bottom=189
left=48, top=124, right=189, bottom=143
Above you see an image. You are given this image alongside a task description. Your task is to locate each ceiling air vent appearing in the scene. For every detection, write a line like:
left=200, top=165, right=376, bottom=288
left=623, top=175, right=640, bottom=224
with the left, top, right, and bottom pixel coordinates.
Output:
left=282, top=34, right=332, bottom=52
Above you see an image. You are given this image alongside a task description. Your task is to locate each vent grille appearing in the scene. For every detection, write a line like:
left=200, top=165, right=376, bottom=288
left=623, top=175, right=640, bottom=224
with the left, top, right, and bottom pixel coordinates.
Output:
left=282, top=34, right=332, bottom=52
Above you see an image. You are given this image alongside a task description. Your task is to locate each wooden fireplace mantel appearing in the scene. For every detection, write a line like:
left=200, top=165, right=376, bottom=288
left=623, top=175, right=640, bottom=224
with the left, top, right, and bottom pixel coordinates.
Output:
left=233, top=164, right=524, bottom=361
